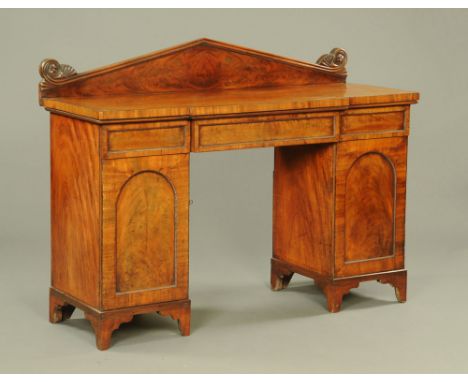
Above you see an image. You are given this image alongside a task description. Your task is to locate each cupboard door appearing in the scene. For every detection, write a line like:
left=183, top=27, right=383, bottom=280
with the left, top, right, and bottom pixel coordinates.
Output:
left=335, top=138, right=407, bottom=277
left=102, top=154, right=189, bottom=309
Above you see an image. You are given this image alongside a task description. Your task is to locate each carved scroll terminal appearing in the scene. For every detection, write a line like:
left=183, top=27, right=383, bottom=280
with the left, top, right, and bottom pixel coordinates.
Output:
left=316, top=48, right=348, bottom=69
left=39, top=59, right=77, bottom=86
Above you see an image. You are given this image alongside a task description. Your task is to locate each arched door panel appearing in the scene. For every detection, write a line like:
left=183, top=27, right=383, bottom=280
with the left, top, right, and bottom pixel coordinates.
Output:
left=116, top=171, right=176, bottom=293
left=335, top=138, right=407, bottom=277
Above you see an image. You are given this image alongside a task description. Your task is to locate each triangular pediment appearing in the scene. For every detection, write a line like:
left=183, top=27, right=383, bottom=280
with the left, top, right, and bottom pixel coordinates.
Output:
left=39, top=38, right=347, bottom=100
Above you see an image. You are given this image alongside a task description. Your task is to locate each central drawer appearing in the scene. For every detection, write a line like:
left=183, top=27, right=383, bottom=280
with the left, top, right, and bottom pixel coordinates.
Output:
left=191, top=112, right=338, bottom=152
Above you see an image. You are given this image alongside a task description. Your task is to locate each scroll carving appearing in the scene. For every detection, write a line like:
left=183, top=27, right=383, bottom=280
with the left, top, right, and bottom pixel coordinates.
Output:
left=39, top=58, right=77, bottom=89
left=316, top=48, right=348, bottom=69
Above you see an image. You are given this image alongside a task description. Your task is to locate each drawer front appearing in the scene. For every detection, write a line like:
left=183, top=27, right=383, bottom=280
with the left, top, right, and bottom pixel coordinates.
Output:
left=103, top=120, right=190, bottom=159
left=192, top=112, right=338, bottom=152
left=341, top=106, right=408, bottom=139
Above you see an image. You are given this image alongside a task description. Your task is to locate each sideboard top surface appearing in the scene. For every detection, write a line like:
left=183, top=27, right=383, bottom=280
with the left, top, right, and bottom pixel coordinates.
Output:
left=42, top=83, right=419, bottom=121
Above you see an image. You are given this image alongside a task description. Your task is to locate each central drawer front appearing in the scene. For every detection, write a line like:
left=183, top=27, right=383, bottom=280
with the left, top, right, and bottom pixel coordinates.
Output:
left=191, top=112, right=338, bottom=152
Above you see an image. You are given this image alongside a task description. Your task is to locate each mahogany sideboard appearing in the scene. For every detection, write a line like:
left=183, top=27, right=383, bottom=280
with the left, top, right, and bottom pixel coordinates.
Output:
left=38, top=38, right=419, bottom=350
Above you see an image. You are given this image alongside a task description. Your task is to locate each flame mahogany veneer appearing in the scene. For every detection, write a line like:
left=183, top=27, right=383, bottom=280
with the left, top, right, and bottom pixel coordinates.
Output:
left=39, top=39, right=419, bottom=350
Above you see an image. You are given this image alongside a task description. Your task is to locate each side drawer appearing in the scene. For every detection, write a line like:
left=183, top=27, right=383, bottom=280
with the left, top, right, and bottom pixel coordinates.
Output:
left=341, top=106, right=409, bottom=139
left=102, top=120, right=190, bottom=159
left=191, top=112, right=338, bottom=152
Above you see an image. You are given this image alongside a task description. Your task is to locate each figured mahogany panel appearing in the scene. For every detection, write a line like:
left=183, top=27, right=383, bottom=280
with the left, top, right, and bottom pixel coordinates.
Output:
left=273, top=144, right=335, bottom=275
left=116, top=171, right=176, bottom=292
left=39, top=39, right=346, bottom=101
left=192, top=112, right=337, bottom=152
left=103, top=120, right=190, bottom=159
left=102, top=154, right=189, bottom=309
left=335, top=137, right=407, bottom=277
left=50, top=114, right=100, bottom=307
left=344, top=153, right=395, bottom=262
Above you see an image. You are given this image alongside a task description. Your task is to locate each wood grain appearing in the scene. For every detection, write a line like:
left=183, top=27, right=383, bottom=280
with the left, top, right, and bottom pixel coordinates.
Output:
left=104, top=120, right=189, bottom=159
left=42, top=83, right=419, bottom=121
left=50, top=288, right=190, bottom=350
left=315, top=278, right=360, bottom=313
left=49, top=291, right=75, bottom=323
left=156, top=300, right=191, bottom=337
left=116, top=171, right=176, bottom=292
left=341, top=106, right=407, bottom=136
left=39, top=38, right=346, bottom=101
left=43, top=40, right=419, bottom=347
left=271, top=258, right=407, bottom=313
left=50, top=114, right=101, bottom=307
left=344, top=152, right=395, bottom=262
left=192, top=112, right=337, bottom=152
left=102, top=154, right=189, bottom=309
left=273, top=144, right=335, bottom=276
left=335, top=137, right=407, bottom=277
left=85, top=311, right=134, bottom=351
